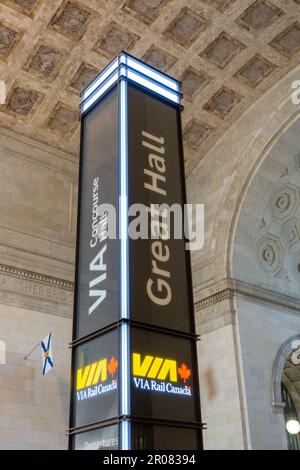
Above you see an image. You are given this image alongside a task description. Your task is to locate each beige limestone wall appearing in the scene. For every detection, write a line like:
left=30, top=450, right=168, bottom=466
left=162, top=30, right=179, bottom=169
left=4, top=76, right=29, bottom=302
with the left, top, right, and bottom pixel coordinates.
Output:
left=197, top=324, right=246, bottom=450
left=230, top=111, right=300, bottom=449
left=235, top=297, right=300, bottom=450
left=189, top=63, right=300, bottom=449
left=0, top=304, right=72, bottom=450
left=0, top=126, right=78, bottom=282
left=0, top=126, right=76, bottom=449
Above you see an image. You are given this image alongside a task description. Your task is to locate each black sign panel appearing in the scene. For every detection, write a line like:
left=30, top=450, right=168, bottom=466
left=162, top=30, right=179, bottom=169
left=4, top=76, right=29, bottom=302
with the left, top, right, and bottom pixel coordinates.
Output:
left=127, top=85, right=192, bottom=333
left=73, top=425, right=119, bottom=450
left=76, top=87, right=119, bottom=339
left=130, top=328, right=199, bottom=422
left=131, top=424, right=199, bottom=450
left=72, top=330, right=118, bottom=428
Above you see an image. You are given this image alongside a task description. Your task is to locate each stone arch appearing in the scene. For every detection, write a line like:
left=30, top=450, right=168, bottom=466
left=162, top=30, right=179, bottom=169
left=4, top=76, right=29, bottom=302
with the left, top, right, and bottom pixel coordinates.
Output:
left=227, top=110, right=300, bottom=282
left=231, top=116, right=300, bottom=297
left=188, top=63, right=300, bottom=451
left=272, top=335, right=300, bottom=410
left=227, top=96, right=300, bottom=449
left=188, top=63, right=300, bottom=300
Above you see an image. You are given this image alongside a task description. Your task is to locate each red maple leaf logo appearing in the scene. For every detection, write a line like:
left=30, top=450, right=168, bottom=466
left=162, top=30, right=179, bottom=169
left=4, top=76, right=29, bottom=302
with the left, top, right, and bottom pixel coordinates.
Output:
left=178, top=362, right=191, bottom=384
left=108, top=356, right=118, bottom=378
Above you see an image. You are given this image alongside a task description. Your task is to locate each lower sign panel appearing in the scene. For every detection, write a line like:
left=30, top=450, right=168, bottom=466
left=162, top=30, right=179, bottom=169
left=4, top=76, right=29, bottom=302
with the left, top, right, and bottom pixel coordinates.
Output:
left=130, top=328, right=199, bottom=422
left=72, top=425, right=119, bottom=450
left=71, top=330, right=119, bottom=428
left=131, top=423, right=199, bottom=450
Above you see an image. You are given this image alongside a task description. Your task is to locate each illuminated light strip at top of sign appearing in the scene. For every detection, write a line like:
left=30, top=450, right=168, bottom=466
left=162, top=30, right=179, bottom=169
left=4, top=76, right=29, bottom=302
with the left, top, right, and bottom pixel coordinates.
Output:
left=81, top=54, right=181, bottom=114
left=123, top=54, right=180, bottom=92
left=82, top=68, right=180, bottom=113
left=81, top=69, right=119, bottom=113
left=82, top=51, right=179, bottom=98
left=126, top=69, right=180, bottom=104
left=82, top=57, right=118, bottom=102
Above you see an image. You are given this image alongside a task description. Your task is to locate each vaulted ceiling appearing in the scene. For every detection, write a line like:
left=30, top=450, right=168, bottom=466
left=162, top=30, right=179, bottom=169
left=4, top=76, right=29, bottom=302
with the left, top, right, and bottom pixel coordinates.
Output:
left=0, top=0, right=300, bottom=175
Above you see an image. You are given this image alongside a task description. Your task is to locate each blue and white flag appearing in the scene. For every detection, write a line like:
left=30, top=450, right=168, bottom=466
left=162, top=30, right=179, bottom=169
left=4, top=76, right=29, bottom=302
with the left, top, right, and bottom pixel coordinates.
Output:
left=41, top=333, right=54, bottom=375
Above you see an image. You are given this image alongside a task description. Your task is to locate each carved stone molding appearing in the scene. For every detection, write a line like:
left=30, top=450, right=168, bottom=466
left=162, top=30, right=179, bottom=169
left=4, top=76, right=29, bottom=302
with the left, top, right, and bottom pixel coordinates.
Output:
left=257, top=234, right=284, bottom=275
left=0, top=263, right=74, bottom=290
left=194, top=284, right=235, bottom=335
left=194, top=278, right=300, bottom=334
left=195, top=287, right=234, bottom=312
left=0, top=263, right=74, bottom=318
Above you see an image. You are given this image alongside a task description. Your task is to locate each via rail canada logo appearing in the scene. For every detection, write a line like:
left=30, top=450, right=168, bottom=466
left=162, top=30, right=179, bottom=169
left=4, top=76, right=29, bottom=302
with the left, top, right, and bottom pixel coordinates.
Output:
left=76, top=355, right=118, bottom=401
left=132, top=353, right=192, bottom=396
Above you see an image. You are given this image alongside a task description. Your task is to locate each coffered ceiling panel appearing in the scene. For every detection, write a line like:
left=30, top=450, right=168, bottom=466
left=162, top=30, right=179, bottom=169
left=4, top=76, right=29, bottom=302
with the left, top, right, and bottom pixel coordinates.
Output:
left=0, top=0, right=299, bottom=176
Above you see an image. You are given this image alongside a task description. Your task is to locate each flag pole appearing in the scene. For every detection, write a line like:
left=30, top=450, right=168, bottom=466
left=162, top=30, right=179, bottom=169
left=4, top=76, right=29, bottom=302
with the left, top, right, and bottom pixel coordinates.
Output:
left=24, top=341, right=41, bottom=360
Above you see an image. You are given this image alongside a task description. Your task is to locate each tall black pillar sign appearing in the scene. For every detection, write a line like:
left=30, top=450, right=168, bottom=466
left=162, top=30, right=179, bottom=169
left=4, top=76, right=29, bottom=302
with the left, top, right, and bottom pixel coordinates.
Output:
left=69, top=52, right=203, bottom=450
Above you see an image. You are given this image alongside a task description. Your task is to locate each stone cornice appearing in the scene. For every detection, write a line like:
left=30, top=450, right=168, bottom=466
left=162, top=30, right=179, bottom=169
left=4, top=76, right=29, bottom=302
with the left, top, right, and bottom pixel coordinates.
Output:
left=195, top=278, right=300, bottom=316
left=0, top=263, right=74, bottom=318
left=195, top=288, right=234, bottom=311
left=0, top=263, right=74, bottom=291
